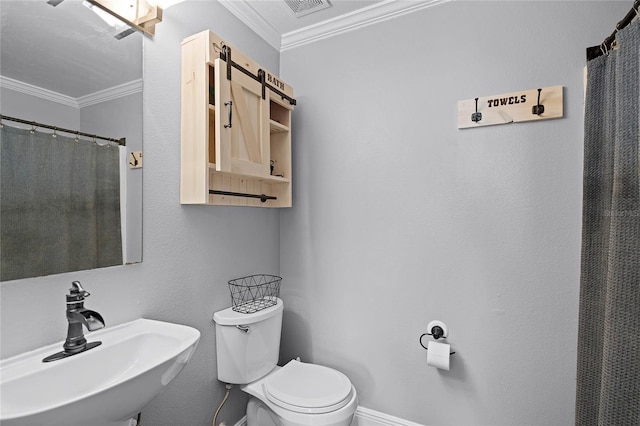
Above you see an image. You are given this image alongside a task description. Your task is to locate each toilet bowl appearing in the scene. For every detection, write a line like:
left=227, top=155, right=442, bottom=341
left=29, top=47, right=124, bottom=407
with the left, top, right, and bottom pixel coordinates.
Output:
left=242, top=360, right=358, bottom=426
left=213, top=298, right=358, bottom=426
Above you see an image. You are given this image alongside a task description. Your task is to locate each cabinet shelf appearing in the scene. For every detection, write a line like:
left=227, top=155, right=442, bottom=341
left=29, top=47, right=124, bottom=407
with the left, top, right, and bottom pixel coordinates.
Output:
left=269, top=119, right=289, bottom=134
left=208, top=164, right=290, bottom=183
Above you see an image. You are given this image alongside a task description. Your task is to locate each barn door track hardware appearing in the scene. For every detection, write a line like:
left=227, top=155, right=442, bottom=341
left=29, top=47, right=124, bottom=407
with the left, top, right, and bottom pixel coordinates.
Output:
left=220, top=45, right=296, bottom=106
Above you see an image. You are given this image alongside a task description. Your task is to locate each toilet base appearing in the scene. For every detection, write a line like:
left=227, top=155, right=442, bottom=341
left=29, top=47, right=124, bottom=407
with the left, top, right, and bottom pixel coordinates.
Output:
left=246, top=397, right=356, bottom=426
left=247, top=397, right=280, bottom=426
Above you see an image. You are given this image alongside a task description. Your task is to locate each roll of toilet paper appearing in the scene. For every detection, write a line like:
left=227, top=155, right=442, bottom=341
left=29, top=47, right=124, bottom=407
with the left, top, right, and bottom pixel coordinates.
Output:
left=427, top=341, right=450, bottom=370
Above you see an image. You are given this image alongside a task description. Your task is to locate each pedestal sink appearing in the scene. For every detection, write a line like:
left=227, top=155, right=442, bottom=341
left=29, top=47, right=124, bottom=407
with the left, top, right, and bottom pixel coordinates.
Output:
left=0, top=318, right=200, bottom=426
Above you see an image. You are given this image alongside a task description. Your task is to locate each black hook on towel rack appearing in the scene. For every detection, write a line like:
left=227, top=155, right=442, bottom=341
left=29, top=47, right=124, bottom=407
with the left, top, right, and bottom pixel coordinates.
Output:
left=471, top=97, right=482, bottom=123
left=532, top=88, right=545, bottom=115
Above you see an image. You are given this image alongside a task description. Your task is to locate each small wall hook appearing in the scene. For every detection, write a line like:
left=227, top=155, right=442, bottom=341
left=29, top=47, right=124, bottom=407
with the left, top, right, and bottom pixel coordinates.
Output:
left=532, top=88, right=545, bottom=115
left=471, top=97, right=482, bottom=123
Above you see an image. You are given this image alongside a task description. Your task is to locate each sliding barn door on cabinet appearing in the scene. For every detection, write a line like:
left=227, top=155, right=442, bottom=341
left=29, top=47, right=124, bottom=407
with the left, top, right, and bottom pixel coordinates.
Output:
left=214, top=58, right=269, bottom=178
left=181, top=30, right=295, bottom=208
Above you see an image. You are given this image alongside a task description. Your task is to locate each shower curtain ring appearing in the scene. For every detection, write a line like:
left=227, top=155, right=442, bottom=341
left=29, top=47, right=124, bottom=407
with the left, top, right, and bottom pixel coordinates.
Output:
left=600, top=43, right=609, bottom=57
left=74, top=131, right=80, bottom=143
left=30, top=123, right=37, bottom=134
left=52, top=127, right=57, bottom=138
left=94, top=136, right=108, bottom=147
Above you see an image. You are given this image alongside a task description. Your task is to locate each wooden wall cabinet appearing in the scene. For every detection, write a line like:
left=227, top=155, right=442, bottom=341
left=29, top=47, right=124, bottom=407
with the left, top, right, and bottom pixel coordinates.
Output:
left=180, top=31, right=295, bottom=207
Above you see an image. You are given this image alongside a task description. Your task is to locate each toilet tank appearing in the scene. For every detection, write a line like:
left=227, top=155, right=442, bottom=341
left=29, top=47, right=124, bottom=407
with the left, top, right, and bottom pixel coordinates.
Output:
left=213, top=298, right=283, bottom=384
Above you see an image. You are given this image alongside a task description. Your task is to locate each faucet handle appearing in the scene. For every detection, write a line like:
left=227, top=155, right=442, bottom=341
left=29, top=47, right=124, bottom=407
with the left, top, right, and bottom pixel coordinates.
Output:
left=68, top=281, right=90, bottom=302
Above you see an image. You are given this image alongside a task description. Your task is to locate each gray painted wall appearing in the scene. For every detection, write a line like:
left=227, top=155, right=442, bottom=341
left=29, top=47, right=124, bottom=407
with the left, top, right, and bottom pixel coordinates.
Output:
left=1, top=2, right=280, bottom=425
left=279, top=1, right=629, bottom=425
left=1, top=87, right=80, bottom=129
left=0, top=1, right=631, bottom=426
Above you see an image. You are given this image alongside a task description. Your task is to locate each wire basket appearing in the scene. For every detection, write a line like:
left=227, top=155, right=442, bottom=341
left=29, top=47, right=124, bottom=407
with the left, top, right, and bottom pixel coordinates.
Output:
left=228, top=274, right=281, bottom=314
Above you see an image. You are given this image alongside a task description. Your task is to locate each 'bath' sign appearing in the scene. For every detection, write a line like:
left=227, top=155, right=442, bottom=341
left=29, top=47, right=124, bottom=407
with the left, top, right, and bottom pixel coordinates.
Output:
left=457, top=85, right=563, bottom=129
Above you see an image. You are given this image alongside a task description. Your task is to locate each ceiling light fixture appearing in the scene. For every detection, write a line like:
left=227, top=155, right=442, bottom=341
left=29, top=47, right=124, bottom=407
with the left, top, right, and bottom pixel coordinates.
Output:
left=82, top=1, right=133, bottom=39
left=84, top=0, right=162, bottom=39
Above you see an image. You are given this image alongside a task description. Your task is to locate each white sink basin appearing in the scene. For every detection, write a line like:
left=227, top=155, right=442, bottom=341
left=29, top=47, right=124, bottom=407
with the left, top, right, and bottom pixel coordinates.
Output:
left=0, top=318, right=200, bottom=426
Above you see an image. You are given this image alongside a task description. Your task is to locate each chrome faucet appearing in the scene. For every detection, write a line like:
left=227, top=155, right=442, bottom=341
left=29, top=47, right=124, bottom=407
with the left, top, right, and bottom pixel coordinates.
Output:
left=43, top=281, right=105, bottom=362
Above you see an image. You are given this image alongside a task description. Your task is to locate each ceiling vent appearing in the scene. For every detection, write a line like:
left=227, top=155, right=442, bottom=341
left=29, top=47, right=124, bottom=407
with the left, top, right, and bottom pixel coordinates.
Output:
left=283, top=0, right=332, bottom=18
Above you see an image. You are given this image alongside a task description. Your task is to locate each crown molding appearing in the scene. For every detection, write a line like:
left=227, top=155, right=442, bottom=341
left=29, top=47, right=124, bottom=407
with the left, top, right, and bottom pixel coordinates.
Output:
left=218, top=0, right=282, bottom=51
left=281, top=0, right=451, bottom=51
left=0, top=75, right=77, bottom=107
left=218, top=0, right=450, bottom=53
left=1, top=76, right=143, bottom=109
left=77, top=79, right=143, bottom=108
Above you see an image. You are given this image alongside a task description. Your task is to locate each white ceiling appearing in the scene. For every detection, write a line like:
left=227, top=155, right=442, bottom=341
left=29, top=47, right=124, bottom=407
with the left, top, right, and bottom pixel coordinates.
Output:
left=0, top=0, right=142, bottom=99
left=0, top=0, right=445, bottom=99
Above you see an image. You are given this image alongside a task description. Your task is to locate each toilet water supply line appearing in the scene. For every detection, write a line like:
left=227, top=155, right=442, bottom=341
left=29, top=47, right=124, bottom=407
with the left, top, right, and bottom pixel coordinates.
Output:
left=213, top=383, right=233, bottom=426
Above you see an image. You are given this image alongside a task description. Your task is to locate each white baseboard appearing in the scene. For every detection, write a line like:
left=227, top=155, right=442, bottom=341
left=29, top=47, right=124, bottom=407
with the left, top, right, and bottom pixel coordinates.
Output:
left=232, top=406, right=424, bottom=426
left=353, top=407, right=424, bottom=426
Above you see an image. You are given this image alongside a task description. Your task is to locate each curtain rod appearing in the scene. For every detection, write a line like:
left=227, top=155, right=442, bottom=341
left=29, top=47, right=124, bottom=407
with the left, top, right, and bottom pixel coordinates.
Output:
left=587, top=0, right=640, bottom=61
left=0, top=114, right=126, bottom=146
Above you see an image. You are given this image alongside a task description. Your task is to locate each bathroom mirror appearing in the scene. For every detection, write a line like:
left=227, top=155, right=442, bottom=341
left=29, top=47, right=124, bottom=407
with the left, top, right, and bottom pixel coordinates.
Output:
left=0, top=0, right=143, bottom=281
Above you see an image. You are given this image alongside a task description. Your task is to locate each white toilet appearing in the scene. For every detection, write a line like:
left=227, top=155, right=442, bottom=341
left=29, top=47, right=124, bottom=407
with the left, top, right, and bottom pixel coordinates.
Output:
left=213, top=298, right=358, bottom=426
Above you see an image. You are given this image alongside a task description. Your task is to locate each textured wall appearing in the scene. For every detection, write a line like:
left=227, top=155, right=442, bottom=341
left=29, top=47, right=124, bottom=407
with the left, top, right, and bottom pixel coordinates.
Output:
left=0, top=2, right=280, bottom=425
left=278, top=1, right=629, bottom=425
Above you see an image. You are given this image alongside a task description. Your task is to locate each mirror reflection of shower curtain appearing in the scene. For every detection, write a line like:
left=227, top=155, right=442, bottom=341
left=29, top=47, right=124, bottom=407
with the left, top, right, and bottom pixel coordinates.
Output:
left=0, top=125, right=123, bottom=281
left=575, top=18, right=639, bottom=426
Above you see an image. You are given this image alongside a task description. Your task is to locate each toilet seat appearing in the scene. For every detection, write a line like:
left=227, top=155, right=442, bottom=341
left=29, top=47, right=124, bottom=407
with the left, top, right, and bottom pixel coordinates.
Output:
left=263, top=360, right=353, bottom=414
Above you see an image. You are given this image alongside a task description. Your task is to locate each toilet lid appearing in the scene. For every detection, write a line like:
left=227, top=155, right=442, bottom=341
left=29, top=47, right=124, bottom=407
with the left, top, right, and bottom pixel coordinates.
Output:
left=264, top=360, right=353, bottom=414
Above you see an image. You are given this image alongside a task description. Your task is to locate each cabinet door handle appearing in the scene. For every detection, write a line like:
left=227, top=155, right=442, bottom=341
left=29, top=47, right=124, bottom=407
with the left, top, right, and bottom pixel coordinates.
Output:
left=224, top=101, right=233, bottom=128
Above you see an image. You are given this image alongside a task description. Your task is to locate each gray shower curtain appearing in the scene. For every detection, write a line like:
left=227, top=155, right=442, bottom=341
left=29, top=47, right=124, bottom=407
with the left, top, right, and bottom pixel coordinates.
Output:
left=575, top=19, right=640, bottom=426
left=1, top=125, right=122, bottom=281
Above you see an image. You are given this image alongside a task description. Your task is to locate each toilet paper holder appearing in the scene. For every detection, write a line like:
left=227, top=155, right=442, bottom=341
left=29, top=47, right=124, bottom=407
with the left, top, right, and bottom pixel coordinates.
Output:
left=419, top=321, right=456, bottom=355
